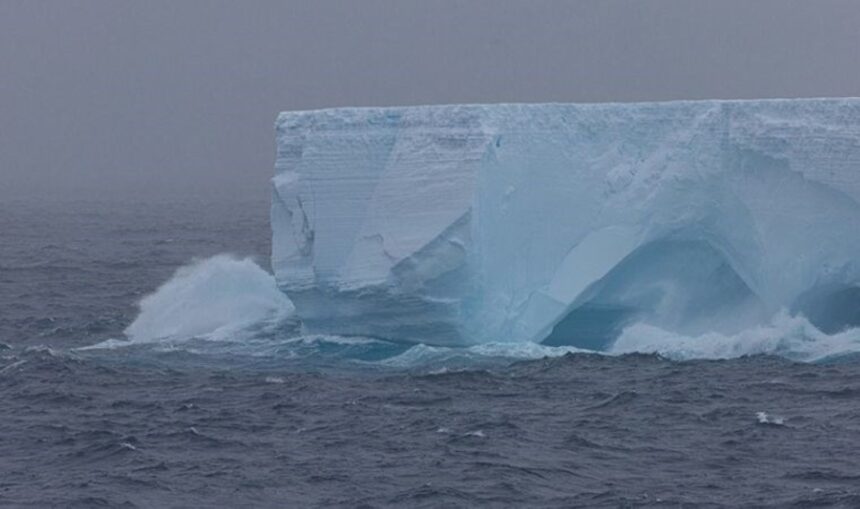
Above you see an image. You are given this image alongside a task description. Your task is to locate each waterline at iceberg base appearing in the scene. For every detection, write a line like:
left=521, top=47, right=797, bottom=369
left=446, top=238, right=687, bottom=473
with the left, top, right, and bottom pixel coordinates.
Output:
left=271, top=99, right=860, bottom=349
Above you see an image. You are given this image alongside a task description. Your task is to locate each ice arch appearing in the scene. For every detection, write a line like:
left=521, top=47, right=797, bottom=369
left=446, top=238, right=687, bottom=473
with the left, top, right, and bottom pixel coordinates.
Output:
left=541, top=238, right=767, bottom=349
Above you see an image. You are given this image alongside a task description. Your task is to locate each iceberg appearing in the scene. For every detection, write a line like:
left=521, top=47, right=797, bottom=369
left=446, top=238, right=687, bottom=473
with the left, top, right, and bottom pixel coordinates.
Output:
left=271, top=99, right=860, bottom=348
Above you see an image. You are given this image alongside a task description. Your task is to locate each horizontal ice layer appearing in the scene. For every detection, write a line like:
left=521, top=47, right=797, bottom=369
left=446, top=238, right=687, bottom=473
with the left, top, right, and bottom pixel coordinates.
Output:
left=272, top=99, right=860, bottom=347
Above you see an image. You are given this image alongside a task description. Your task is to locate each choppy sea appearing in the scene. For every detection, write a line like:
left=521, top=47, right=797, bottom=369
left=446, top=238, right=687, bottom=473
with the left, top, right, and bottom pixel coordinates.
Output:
left=2, top=197, right=860, bottom=508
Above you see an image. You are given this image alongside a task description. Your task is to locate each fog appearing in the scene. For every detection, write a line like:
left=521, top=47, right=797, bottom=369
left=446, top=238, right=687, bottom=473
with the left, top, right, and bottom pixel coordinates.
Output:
left=2, top=0, right=859, bottom=201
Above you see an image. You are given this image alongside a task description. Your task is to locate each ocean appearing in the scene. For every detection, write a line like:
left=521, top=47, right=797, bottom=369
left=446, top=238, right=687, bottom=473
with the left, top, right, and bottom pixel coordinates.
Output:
left=2, top=197, right=860, bottom=508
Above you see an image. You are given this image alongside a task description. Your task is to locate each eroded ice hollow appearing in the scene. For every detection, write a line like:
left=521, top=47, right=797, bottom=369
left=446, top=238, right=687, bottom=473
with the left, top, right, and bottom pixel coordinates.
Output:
left=272, top=99, right=860, bottom=348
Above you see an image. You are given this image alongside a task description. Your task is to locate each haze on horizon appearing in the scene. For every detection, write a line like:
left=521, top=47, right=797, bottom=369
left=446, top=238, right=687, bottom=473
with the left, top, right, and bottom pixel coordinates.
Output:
left=2, top=0, right=860, bottom=201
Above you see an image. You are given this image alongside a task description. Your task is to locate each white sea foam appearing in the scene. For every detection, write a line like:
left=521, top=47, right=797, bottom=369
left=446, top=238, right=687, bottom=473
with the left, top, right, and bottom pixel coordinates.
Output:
left=87, top=255, right=294, bottom=349
left=609, top=311, right=860, bottom=362
left=756, top=412, right=786, bottom=426
left=80, top=253, right=859, bottom=366
left=381, top=340, right=591, bottom=367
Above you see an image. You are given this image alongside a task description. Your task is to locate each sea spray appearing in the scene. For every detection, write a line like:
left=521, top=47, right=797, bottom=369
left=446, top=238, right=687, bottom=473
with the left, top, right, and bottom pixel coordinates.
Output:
left=123, top=254, right=294, bottom=344
left=610, top=310, right=860, bottom=362
left=84, top=255, right=860, bottom=366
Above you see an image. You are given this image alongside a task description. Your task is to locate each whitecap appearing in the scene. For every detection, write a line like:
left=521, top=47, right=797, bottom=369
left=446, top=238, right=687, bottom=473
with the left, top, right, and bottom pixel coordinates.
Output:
left=609, top=311, right=860, bottom=362
left=84, top=254, right=294, bottom=349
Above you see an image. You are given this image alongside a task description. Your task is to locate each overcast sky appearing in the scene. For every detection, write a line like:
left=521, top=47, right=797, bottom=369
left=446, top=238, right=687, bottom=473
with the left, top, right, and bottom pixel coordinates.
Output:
left=2, top=0, right=860, bottom=201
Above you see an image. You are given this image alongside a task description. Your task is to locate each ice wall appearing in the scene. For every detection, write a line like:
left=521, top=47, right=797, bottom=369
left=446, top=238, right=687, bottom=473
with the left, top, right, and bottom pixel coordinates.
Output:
left=272, top=99, right=860, bottom=347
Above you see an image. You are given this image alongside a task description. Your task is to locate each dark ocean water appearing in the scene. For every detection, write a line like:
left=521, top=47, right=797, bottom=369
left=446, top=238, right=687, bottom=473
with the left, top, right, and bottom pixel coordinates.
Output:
left=2, top=198, right=860, bottom=508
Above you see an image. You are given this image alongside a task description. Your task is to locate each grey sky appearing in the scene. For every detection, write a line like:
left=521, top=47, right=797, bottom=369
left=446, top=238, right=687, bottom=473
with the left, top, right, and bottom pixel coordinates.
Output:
left=2, top=0, right=860, bottom=201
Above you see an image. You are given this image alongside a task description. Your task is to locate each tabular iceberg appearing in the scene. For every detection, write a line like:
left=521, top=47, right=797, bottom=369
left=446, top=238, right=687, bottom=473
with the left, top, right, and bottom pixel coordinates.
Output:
left=272, top=99, right=860, bottom=348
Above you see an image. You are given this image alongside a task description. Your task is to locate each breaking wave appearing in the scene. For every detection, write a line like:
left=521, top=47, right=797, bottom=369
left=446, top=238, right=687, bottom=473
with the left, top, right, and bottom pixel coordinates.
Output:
left=85, top=255, right=294, bottom=349
left=609, top=311, right=860, bottom=363
left=82, top=255, right=860, bottom=366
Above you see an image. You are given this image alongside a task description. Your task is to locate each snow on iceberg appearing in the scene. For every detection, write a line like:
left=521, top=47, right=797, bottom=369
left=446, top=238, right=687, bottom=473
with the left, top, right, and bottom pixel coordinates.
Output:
left=271, top=99, right=860, bottom=348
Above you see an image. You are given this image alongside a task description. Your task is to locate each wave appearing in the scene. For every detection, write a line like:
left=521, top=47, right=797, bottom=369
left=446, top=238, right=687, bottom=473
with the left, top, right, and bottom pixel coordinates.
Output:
left=80, top=254, right=860, bottom=366
left=609, top=311, right=860, bottom=362
left=85, top=255, right=294, bottom=349
left=380, top=342, right=590, bottom=369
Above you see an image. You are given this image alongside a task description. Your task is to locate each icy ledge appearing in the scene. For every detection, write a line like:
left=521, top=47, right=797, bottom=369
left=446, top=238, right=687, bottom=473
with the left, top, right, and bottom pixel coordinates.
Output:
left=272, top=99, right=860, bottom=347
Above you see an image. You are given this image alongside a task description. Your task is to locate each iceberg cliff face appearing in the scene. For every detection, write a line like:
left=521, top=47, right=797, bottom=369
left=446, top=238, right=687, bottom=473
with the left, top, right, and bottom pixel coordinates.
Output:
left=272, top=99, right=860, bottom=347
